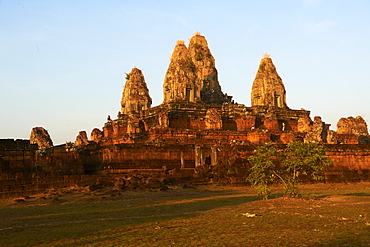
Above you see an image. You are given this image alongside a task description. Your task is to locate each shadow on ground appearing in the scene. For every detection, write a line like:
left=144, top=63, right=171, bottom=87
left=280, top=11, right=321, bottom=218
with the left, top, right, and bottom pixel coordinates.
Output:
left=0, top=188, right=267, bottom=246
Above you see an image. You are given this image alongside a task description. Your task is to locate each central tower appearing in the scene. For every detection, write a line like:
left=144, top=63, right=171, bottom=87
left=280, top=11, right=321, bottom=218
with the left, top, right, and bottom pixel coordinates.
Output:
left=162, top=32, right=227, bottom=104
left=251, top=54, right=288, bottom=108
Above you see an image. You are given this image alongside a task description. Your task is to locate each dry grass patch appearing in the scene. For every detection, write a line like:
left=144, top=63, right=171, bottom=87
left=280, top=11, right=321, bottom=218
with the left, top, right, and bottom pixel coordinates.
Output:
left=0, top=183, right=369, bottom=246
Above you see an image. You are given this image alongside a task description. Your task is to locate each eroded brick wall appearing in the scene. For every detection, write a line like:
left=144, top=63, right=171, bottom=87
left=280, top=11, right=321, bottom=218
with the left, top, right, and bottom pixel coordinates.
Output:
left=1, top=140, right=370, bottom=198
left=324, top=144, right=370, bottom=182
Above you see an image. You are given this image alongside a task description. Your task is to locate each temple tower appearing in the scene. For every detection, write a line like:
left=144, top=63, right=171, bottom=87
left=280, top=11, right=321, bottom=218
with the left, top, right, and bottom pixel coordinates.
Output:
left=120, top=67, right=152, bottom=115
left=251, top=54, right=288, bottom=108
left=188, top=32, right=225, bottom=104
left=163, top=40, right=198, bottom=103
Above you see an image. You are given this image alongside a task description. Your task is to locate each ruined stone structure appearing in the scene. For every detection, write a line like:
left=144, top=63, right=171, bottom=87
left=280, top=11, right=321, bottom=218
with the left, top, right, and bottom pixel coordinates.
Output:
left=1, top=32, right=370, bottom=198
left=75, top=131, right=89, bottom=146
left=335, top=116, right=370, bottom=144
left=188, top=32, right=225, bottom=104
left=163, top=39, right=198, bottom=103
left=91, top=128, right=103, bottom=143
left=79, top=33, right=368, bottom=184
left=337, top=116, right=368, bottom=136
left=99, top=33, right=323, bottom=146
left=30, top=127, right=53, bottom=149
left=121, top=67, right=152, bottom=115
left=304, top=116, right=329, bottom=143
left=84, top=32, right=370, bottom=175
left=163, top=33, right=228, bottom=105
left=251, top=53, right=287, bottom=109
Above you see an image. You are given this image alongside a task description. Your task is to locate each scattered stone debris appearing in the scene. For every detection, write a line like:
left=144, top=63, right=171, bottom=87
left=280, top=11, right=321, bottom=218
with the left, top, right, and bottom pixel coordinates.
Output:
left=155, top=222, right=169, bottom=230
left=241, top=213, right=261, bottom=218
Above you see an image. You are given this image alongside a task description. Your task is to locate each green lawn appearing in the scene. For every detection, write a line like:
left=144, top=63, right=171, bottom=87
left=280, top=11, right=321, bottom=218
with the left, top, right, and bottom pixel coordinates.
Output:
left=0, top=183, right=369, bottom=246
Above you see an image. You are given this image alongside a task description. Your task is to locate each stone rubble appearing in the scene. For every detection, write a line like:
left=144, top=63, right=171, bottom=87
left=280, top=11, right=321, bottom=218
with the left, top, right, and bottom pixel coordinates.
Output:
left=30, top=127, right=53, bottom=149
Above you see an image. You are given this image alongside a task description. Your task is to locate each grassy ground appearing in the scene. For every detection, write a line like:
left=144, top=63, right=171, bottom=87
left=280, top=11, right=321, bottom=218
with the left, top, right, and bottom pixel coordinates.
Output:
left=0, top=183, right=369, bottom=246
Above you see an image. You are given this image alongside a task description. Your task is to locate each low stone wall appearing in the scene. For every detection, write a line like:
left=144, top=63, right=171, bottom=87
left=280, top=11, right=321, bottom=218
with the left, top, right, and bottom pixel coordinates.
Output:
left=0, top=172, right=102, bottom=198
left=0, top=139, right=38, bottom=174
left=324, top=144, right=370, bottom=183
left=1, top=140, right=370, bottom=198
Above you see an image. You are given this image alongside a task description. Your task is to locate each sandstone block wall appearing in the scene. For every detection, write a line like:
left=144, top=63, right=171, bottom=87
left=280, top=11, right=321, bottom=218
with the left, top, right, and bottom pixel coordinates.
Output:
left=324, top=144, right=370, bottom=182
left=0, top=173, right=106, bottom=198
left=0, top=139, right=38, bottom=174
left=1, top=139, right=370, bottom=198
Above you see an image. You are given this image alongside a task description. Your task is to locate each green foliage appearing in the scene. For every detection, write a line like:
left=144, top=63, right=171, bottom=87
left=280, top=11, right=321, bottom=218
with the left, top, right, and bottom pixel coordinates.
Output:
left=125, top=72, right=130, bottom=80
left=281, top=139, right=332, bottom=197
left=247, top=142, right=280, bottom=199
left=247, top=139, right=333, bottom=198
left=247, top=142, right=280, bottom=185
left=283, top=139, right=332, bottom=182
left=283, top=180, right=301, bottom=198
left=255, top=184, right=271, bottom=200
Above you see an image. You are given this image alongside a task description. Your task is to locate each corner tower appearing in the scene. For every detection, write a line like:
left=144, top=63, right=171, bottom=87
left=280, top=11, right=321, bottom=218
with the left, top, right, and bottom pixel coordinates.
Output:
left=251, top=54, right=287, bottom=108
left=120, top=67, right=152, bottom=115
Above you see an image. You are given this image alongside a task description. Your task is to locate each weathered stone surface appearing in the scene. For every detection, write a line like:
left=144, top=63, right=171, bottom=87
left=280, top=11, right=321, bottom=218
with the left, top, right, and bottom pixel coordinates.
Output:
left=327, top=130, right=337, bottom=144
left=30, top=127, right=53, bottom=149
left=205, top=108, right=222, bottom=130
left=280, top=132, right=294, bottom=144
left=298, top=116, right=313, bottom=133
left=235, top=114, right=255, bottom=131
left=305, top=116, right=328, bottom=143
left=75, top=131, right=89, bottom=146
left=163, top=40, right=198, bottom=103
left=127, top=115, right=140, bottom=134
left=263, top=113, right=280, bottom=131
left=121, top=67, right=152, bottom=115
left=337, top=116, right=369, bottom=135
left=246, top=131, right=271, bottom=145
left=91, top=128, right=103, bottom=142
left=188, top=32, right=225, bottom=104
left=158, top=110, right=169, bottom=127
left=251, top=54, right=287, bottom=108
left=358, top=135, right=370, bottom=144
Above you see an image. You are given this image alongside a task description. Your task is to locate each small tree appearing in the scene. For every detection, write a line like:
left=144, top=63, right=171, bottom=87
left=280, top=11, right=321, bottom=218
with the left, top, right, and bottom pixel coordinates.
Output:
left=247, top=139, right=332, bottom=199
left=247, top=142, right=280, bottom=199
left=281, top=139, right=332, bottom=197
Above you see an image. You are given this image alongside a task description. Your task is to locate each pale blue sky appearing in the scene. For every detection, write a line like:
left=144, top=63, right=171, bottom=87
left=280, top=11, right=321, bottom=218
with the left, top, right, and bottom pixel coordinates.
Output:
left=1, top=0, right=370, bottom=145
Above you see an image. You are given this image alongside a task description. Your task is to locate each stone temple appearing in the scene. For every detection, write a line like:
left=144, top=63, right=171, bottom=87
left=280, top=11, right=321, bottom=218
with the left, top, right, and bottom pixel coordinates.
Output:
left=98, top=32, right=367, bottom=146
left=1, top=32, right=370, bottom=198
